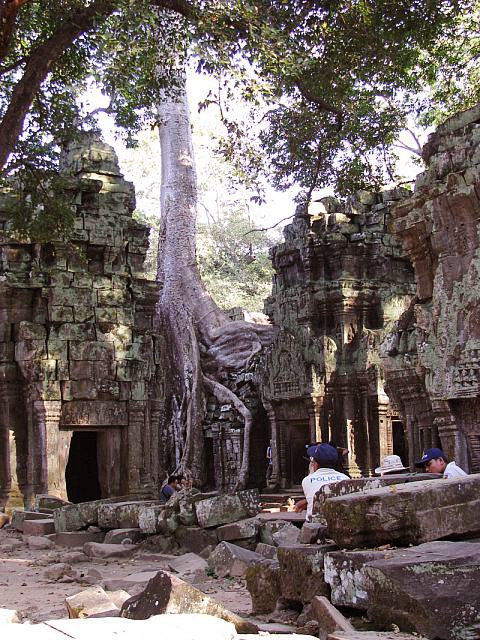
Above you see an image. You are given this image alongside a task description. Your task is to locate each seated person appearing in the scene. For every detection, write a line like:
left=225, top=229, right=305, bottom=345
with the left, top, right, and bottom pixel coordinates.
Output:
left=160, top=474, right=184, bottom=503
left=375, top=454, right=409, bottom=476
left=294, top=443, right=349, bottom=519
left=415, top=447, right=467, bottom=478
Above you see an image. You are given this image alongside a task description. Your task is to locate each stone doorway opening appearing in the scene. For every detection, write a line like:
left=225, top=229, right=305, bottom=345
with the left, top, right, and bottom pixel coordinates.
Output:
left=392, top=419, right=407, bottom=465
left=290, top=423, right=310, bottom=486
left=65, top=431, right=101, bottom=503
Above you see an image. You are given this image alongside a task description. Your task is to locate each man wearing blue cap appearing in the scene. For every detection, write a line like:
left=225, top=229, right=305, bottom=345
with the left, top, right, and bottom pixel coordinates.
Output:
left=415, top=447, right=467, bottom=478
left=294, top=443, right=349, bottom=518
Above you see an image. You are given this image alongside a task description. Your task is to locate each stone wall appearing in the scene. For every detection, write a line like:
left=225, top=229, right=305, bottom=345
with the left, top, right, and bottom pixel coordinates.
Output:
left=262, top=191, right=416, bottom=485
left=0, top=134, right=163, bottom=508
left=382, top=104, right=480, bottom=472
left=203, top=366, right=269, bottom=492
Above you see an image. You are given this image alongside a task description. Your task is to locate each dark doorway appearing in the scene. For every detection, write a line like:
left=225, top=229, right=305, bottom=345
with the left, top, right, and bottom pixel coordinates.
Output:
left=392, top=420, right=407, bottom=465
left=204, top=437, right=216, bottom=490
left=290, top=423, right=310, bottom=486
left=66, top=431, right=101, bottom=503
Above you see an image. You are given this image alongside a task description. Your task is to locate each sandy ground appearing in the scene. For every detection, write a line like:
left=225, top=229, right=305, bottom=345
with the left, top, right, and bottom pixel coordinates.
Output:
left=0, top=528, right=254, bottom=624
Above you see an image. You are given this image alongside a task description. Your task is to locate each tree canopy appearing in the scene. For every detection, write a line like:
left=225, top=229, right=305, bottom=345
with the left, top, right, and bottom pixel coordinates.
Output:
left=0, top=0, right=477, bottom=203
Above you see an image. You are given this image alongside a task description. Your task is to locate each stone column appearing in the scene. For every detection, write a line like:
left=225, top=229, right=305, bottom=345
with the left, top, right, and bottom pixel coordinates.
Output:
left=378, top=399, right=392, bottom=460
left=264, top=402, right=280, bottom=489
left=32, top=400, right=63, bottom=500
left=0, top=423, right=10, bottom=511
left=433, top=399, right=469, bottom=471
left=0, top=365, right=23, bottom=508
left=406, top=413, right=416, bottom=469
left=126, top=400, right=144, bottom=495
left=278, top=419, right=288, bottom=488
left=307, top=400, right=321, bottom=444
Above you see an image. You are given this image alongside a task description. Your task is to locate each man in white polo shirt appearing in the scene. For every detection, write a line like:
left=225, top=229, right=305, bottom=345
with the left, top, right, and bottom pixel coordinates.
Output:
left=294, top=443, right=349, bottom=518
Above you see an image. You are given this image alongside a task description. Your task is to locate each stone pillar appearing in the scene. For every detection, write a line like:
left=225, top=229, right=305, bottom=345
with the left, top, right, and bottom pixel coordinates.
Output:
left=32, top=400, right=63, bottom=500
left=307, top=401, right=321, bottom=444
left=0, top=423, right=10, bottom=511
left=265, top=402, right=280, bottom=489
left=433, top=399, right=469, bottom=471
left=278, top=419, right=288, bottom=488
left=378, top=399, right=392, bottom=460
left=126, top=401, right=145, bottom=495
left=406, top=413, right=416, bottom=469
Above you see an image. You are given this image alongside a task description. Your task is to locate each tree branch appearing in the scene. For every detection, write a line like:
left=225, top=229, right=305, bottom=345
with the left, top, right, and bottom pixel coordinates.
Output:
left=0, top=53, right=25, bottom=75
left=296, top=79, right=344, bottom=130
left=0, top=0, right=30, bottom=63
left=0, top=0, right=198, bottom=172
left=243, top=213, right=294, bottom=235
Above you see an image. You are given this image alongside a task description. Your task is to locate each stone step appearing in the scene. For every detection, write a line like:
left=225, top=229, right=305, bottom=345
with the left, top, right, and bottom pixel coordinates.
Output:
left=55, top=531, right=105, bottom=547
left=22, top=518, right=56, bottom=536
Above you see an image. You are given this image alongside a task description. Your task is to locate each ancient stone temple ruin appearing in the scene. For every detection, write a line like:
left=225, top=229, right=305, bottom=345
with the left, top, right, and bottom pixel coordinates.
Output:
left=262, top=192, right=416, bottom=486
left=3, top=104, right=480, bottom=505
left=0, top=134, right=162, bottom=508
left=381, top=105, right=480, bottom=473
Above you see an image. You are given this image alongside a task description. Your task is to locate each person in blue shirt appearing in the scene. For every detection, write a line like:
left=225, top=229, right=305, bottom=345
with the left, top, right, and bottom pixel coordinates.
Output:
left=160, top=474, right=184, bottom=503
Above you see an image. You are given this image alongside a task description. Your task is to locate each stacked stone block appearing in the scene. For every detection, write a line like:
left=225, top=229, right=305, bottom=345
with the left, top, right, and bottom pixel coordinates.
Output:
left=0, top=133, right=162, bottom=507
left=262, top=190, right=415, bottom=486
left=382, top=103, right=480, bottom=472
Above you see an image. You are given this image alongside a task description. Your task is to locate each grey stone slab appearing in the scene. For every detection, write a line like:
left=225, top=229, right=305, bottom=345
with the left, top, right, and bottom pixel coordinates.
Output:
left=245, top=560, right=280, bottom=614
left=55, top=531, right=105, bottom=547
left=209, top=541, right=266, bottom=578
left=216, top=517, right=260, bottom=542
left=323, top=474, right=480, bottom=549
left=97, top=501, right=159, bottom=529
left=364, top=541, right=480, bottom=640
left=11, top=510, right=52, bottom=532
left=311, top=596, right=355, bottom=640
left=174, top=525, right=218, bottom=553
left=313, top=474, right=441, bottom=515
left=195, top=494, right=250, bottom=528
left=324, top=549, right=388, bottom=610
left=277, top=543, right=337, bottom=604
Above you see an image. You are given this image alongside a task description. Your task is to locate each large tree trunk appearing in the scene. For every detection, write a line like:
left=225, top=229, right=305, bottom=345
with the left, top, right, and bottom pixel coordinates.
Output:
left=156, top=77, right=275, bottom=489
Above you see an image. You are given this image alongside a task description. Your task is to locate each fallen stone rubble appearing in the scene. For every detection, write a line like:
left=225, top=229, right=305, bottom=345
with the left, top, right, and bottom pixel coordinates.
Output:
left=4, top=472, right=480, bottom=640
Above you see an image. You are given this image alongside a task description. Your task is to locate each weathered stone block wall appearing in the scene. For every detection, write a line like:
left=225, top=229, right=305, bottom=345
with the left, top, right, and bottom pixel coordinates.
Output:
left=382, top=104, right=480, bottom=472
left=0, top=134, right=163, bottom=508
left=262, top=191, right=415, bottom=485
left=203, top=367, right=268, bottom=492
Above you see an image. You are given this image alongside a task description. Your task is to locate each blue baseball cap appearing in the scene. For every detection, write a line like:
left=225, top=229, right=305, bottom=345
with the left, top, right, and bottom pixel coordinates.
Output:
left=415, top=447, right=445, bottom=467
left=306, top=443, right=338, bottom=466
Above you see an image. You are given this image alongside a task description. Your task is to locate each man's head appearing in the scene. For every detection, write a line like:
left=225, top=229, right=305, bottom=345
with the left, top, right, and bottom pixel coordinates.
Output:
left=168, top=474, right=184, bottom=489
left=415, top=448, right=448, bottom=474
left=306, top=443, right=338, bottom=470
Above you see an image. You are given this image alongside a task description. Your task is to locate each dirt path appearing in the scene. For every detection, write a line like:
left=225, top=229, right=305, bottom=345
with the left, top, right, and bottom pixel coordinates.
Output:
left=0, top=529, right=253, bottom=623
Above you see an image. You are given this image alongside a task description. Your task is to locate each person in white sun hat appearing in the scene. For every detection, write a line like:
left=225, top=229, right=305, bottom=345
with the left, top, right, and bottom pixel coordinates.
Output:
left=375, top=454, right=409, bottom=476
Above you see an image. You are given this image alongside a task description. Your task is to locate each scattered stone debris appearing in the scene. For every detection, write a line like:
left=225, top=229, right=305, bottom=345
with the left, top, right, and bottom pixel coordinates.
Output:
left=0, top=608, right=20, bottom=623
left=65, top=585, right=130, bottom=619
left=311, top=595, right=355, bottom=640
left=121, top=570, right=257, bottom=634
left=209, top=542, right=266, bottom=578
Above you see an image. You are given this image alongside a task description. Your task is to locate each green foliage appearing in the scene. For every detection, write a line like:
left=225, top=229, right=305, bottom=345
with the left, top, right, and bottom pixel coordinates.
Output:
left=0, top=0, right=476, bottom=215
left=1, top=169, right=76, bottom=242
left=197, top=207, right=277, bottom=312
left=415, top=2, right=480, bottom=125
